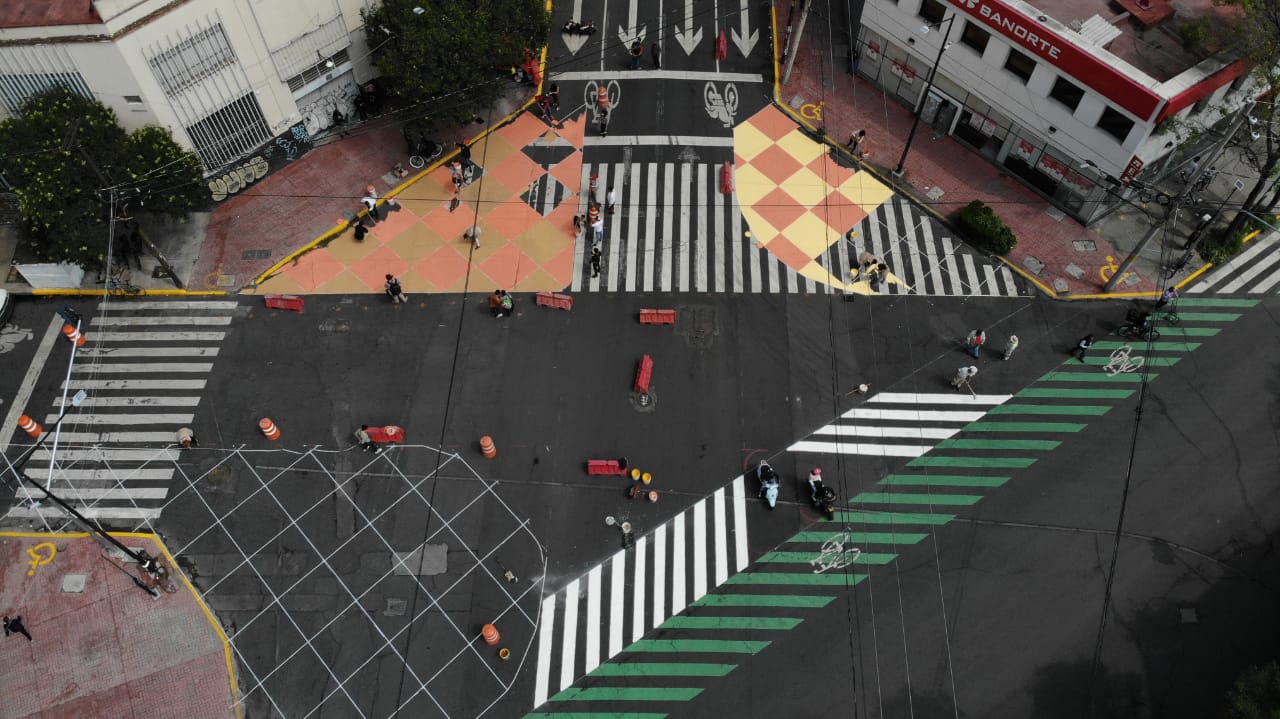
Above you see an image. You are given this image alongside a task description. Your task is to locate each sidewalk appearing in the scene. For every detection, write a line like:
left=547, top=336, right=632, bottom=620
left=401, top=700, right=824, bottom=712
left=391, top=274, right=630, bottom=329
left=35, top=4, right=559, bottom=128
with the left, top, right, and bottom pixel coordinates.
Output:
left=778, top=22, right=1178, bottom=298
left=0, top=531, right=237, bottom=719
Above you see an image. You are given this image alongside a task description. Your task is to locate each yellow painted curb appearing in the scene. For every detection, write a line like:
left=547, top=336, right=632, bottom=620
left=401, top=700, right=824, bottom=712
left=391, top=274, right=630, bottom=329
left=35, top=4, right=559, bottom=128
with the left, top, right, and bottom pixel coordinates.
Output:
left=0, top=531, right=242, bottom=718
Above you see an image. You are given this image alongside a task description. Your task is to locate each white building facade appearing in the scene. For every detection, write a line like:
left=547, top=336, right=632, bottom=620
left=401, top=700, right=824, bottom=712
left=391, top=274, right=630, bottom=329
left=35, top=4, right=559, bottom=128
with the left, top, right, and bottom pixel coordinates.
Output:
left=857, top=0, right=1253, bottom=223
left=0, top=0, right=379, bottom=177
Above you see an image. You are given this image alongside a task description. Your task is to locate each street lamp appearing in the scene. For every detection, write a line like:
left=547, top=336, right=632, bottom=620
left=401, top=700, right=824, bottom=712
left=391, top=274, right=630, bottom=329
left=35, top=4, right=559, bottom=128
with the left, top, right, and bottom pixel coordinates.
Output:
left=894, top=16, right=955, bottom=176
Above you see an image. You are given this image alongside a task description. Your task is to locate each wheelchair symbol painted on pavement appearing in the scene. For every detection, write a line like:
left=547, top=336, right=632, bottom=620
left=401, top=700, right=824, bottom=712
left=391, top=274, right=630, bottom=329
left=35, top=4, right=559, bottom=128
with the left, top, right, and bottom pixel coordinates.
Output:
left=799, top=102, right=824, bottom=122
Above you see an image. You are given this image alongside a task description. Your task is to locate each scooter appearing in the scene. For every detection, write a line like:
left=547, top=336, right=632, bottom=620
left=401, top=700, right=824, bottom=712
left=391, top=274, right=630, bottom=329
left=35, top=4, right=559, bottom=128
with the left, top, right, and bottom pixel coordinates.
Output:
left=562, top=19, right=597, bottom=35
left=808, top=468, right=837, bottom=520
left=757, top=461, right=780, bottom=509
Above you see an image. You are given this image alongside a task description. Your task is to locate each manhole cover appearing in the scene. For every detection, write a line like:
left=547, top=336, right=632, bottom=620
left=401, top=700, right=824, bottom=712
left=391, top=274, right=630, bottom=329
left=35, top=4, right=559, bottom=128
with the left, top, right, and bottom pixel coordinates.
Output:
left=674, top=305, right=719, bottom=349
left=214, top=274, right=236, bottom=288
left=62, top=574, right=87, bottom=593
left=319, top=318, right=351, bottom=333
left=384, top=598, right=408, bottom=616
left=241, top=249, right=271, bottom=261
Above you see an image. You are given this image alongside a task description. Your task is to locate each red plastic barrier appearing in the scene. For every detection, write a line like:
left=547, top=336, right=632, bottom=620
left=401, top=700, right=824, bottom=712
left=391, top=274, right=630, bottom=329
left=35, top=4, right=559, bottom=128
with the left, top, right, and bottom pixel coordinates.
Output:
left=716, top=31, right=728, bottom=60
left=264, top=294, right=305, bottom=312
left=639, top=309, right=676, bottom=325
left=587, top=459, right=628, bottom=476
left=535, top=291, right=574, bottom=310
left=634, top=355, right=654, bottom=394
left=720, top=162, right=733, bottom=194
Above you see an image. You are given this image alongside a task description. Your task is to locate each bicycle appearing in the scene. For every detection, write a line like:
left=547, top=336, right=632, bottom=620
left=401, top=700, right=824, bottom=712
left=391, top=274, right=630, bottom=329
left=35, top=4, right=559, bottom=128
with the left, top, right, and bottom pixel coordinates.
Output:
left=106, top=270, right=143, bottom=298
left=407, top=138, right=442, bottom=169
left=1117, top=322, right=1159, bottom=341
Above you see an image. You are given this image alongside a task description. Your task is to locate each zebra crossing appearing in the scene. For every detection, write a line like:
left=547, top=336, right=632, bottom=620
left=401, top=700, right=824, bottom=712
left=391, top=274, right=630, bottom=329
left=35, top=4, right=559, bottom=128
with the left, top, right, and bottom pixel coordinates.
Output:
left=528, top=299, right=1257, bottom=717
left=570, top=162, right=1027, bottom=296
left=532, top=479, right=751, bottom=708
left=787, top=391, right=1015, bottom=458
left=1186, top=229, right=1280, bottom=295
left=7, top=299, right=237, bottom=529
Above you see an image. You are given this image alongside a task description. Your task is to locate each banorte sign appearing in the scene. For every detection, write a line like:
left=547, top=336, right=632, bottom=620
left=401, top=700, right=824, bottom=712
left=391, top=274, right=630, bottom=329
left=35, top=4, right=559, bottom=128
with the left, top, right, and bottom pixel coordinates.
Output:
left=946, top=0, right=1162, bottom=121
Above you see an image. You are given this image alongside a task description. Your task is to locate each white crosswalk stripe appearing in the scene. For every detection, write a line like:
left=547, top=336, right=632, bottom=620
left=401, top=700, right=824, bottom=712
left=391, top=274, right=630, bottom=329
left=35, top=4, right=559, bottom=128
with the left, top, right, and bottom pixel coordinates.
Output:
left=531, top=477, right=751, bottom=708
left=572, top=163, right=1027, bottom=296
left=7, top=300, right=237, bottom=527
left=788, top=392, right=1012, bottom=457
left=1186, top=230, right=1280, bottom=294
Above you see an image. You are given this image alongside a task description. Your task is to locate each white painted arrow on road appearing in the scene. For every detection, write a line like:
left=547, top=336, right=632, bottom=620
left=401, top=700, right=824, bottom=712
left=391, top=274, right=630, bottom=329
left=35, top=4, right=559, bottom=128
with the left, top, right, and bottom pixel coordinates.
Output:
left=616, top=0, right=647, bottom=47
left=729, top=0, right=759, bottom=57
left=673, top=0, right=703, bottom=55
left=563, top=0, right=590, bottom=54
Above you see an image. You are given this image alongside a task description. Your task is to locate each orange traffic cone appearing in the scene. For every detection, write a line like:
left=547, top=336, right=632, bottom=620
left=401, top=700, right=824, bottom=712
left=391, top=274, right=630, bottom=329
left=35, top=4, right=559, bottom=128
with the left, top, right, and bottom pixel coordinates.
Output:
left=17, top=415, right=41, bottom=438
left=259, top=417, right=281, bottom=440
left=480, top=435, right=497, bottom=458
left=62, top=324, right=85, bottom=347
left=482, top=623, right=501, bottom=645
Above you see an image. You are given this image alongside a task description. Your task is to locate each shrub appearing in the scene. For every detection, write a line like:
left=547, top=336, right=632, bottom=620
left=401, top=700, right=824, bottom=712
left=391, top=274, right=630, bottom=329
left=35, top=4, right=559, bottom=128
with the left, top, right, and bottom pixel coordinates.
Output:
left=956, top=200, right=1017, bottom=255
left=1201, top=227, right=1247, bottom=265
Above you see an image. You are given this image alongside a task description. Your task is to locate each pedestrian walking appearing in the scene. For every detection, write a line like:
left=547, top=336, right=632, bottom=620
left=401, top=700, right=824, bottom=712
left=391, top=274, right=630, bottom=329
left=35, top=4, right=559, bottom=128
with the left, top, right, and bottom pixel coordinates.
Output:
left=629, top=40, right=644, bottom=69
left=651, top=41, right=661, bottom=68
left=490, top=289, right=513, bottom=317
left=176, top=427, right=197, bottom=448
left=950, top=365, right=978, bottom=391
left=464, top=225, right=483, bottom=249
left=606, top=185, right=616, bottom=215
left=3, top=616, right=31, bottom=641
left=353, top=222, right=368, bottom=242
left=599, top=108, right=609, bottom=137
left=1002, top=334, right=1019, bottom=361
left=847, top=129, right=866, bottom=152
left=549, top=83, right=560, bottom=110
left=965, top=329, right=987, bottom=359
left=868, top=262, right=889, bottom=291
left=1073, top=334, right=1095, bottom=362
left=573, top=214, right=584, bottom=233
left=852, top=250, right=878, bottom=280
left=1155, top=286, right=1178, bottom=310
left=384, top=274, right=407, bottom=304
left=354, top=425, right=381, bottom=453
left=592, top=216, right=604, bottom=244
left=361, top=187, right=381, bottom=221
left=590, top=245, right=602, bottom=277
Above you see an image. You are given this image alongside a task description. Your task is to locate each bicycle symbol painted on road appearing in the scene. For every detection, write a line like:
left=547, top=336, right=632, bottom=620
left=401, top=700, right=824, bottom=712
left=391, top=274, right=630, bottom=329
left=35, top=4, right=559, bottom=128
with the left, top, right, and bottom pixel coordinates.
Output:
left=810, top=531, right=861, bottom=573
left=585, top=80, right=621, bottom=122
left=1103, top=345, right=1144, bottom=376
left=704, top=82, right=739, bottom=128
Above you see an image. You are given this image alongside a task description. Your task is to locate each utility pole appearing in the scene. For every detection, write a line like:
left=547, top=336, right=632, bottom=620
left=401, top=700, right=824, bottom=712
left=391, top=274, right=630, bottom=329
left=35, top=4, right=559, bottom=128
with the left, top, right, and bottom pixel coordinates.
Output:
left=781, top=0, right=811, bottom=85
left=1103, top=100, right=1255, bottom=292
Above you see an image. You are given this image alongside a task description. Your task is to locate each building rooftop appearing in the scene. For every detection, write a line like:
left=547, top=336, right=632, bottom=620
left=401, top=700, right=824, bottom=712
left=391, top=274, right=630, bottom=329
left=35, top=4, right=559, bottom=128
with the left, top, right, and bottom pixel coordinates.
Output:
left=1034, top=0, right=1243, bottom=82
left=0, top=0, right=101, bottom=29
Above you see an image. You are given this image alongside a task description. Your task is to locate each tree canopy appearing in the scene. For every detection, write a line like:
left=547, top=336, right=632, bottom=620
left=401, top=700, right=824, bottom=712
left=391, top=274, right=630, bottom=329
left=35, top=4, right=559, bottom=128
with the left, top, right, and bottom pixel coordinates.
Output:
left=0, top=87, right=204, bottom=267
left=1224, top=661, right=1280, bottom=719
left=361, top=0, right=549, bottom=125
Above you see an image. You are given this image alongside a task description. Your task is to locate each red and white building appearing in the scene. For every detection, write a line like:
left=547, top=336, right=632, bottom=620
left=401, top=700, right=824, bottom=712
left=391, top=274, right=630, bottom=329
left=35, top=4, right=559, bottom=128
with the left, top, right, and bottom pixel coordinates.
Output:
left=858, top=0, right=1250, bottom=223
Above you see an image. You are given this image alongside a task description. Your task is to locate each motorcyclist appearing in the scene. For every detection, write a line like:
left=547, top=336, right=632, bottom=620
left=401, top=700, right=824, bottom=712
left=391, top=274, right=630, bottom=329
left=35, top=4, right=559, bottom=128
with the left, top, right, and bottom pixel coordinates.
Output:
left=758, top=462, right=779, bottom=496
left=808, top=468, right=824, bottom=500
left=354, top=425, right=381, bottom=454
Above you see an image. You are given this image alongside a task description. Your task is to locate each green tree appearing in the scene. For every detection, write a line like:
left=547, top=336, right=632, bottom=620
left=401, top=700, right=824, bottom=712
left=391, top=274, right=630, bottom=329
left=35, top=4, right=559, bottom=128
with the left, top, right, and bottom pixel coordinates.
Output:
left=1224, top=661, right=1280, bottom=719
left=362, top=0, right=550, bottom=124
left=1213, top=0, right=1280, bottom=248
left=0, top=88, right=203, bottom=267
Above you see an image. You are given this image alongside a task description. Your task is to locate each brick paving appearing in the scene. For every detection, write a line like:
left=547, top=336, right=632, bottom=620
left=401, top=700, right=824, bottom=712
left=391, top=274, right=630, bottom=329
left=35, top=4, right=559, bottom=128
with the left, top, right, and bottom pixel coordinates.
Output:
left=0, top=532, right=237, bottom=719
left=778, top=22, right=1163, bottom=297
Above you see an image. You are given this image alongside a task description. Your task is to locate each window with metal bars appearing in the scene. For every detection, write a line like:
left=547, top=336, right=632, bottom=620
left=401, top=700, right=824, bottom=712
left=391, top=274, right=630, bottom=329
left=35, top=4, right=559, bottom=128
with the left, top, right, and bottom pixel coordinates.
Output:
left=285, top=48, right=350, bottom=93
left=149, top=24, right=236, bottom=96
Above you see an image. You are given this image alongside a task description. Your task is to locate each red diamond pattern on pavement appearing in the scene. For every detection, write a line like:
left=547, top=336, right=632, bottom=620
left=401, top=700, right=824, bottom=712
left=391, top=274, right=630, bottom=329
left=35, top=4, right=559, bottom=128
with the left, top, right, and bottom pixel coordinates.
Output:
left=751, top=144, right=804, bottom=184
left=755, top=186, right=809, bottom=234
left=416, top=244, right=474, bottom=292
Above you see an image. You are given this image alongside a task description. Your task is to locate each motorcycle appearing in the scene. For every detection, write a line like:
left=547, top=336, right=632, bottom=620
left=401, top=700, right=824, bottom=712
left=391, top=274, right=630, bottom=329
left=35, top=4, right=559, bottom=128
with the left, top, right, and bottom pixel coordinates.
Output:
left=756, top=461, right=780, bottom=509
left=562, top=19, right=597, bottom=35
left=808, top=469, right=837, bottom=520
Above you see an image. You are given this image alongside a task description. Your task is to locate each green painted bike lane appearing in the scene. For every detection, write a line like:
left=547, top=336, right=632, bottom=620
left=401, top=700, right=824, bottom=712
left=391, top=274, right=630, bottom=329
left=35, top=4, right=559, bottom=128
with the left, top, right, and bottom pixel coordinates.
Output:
left=522, top=298, right=1257, bottom=719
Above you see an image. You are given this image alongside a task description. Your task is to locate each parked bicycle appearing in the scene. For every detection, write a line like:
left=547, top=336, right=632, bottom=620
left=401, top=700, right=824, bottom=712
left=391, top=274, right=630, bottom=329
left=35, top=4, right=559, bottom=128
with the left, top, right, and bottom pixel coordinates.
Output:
left=106, top=269, right=143, bottom=298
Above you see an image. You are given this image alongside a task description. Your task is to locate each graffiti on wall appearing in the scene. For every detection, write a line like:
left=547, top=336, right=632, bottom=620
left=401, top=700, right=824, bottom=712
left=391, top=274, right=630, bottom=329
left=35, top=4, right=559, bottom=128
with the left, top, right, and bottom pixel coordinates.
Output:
left=208, top=122, right=313, bottom=202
